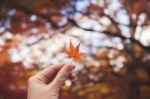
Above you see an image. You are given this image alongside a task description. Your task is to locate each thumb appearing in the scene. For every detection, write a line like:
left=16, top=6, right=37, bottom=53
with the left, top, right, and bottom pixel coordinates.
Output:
left=49, top=64, right=75, bottom=91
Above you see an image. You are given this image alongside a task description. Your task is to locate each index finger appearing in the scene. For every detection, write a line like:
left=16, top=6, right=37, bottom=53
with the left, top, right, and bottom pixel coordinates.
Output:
left=37, top=63, right=66, bottom=80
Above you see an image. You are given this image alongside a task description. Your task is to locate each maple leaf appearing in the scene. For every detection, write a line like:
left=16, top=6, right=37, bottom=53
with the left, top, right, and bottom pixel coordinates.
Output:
left=65, top=39, right=86, bottom=63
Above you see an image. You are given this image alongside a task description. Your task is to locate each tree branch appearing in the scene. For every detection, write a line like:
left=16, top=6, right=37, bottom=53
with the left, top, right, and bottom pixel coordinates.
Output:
left=68, top=18, right=150, bottom=52
left=9, top=4, right=68, bottom=29
left=5, top=3, right=150, bottom=52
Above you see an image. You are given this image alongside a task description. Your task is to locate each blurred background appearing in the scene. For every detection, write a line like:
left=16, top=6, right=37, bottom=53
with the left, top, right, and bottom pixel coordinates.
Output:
left=0, top=0, right=150, bottom=99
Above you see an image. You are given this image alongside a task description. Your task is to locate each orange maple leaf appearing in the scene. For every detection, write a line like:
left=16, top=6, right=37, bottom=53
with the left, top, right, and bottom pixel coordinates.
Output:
left=65, top=39, right=86, bottom=63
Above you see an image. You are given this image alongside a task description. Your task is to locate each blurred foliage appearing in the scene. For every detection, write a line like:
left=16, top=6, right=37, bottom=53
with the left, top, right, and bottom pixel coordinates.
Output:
left=0, top=0, right=150, bottom=99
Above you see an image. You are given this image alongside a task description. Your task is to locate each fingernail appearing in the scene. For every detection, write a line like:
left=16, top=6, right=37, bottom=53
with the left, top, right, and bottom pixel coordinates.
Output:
left=69, top=64, right=75, bottom=70
left=64, top=64, right=75, bottom=72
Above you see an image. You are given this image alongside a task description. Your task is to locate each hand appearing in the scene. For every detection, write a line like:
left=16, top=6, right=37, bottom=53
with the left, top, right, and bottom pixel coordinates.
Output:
left=27, top=63, right=75, bottom=99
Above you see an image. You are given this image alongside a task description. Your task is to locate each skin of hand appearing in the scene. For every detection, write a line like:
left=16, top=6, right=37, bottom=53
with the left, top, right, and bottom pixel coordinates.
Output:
left=27, top=63, right=75, bottom=99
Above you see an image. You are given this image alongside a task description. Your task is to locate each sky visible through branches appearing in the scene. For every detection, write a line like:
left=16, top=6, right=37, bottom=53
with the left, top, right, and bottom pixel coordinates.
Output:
left=0, top=0, right=150, bottom=99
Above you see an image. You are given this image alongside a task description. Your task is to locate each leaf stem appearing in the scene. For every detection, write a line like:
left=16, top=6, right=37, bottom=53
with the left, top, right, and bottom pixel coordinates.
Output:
left=71, top=58, right=74, bottom=64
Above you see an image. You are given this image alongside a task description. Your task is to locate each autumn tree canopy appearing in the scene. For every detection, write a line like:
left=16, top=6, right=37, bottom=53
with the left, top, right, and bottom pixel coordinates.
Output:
left=0, top=0, right=150, bottom=99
